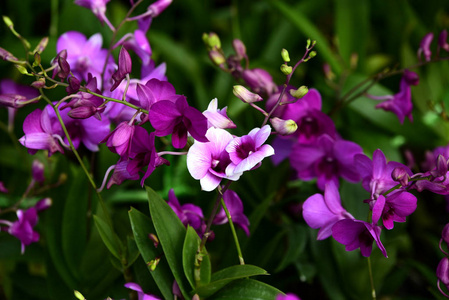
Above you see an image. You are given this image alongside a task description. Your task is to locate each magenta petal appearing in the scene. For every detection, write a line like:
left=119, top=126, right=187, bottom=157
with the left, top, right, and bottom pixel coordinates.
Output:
left=303, top=194, right=336, bottom=229
left=372, top=195, right=385, bottom=224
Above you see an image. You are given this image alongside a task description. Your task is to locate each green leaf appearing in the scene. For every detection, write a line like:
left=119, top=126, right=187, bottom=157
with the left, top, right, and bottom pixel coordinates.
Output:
left=275, top=224, right=308, bottom=272
left=195, top=265, right=268, bottom=298
left=146, top=186, right=190, bottom=299
left=209, top=278, right=282, bottom=300
left=129, top=207, right=174, bottom=299
left=61, top=165, right=88, bottom=280
left=182, top=226, right=211, bottom=289
left=93, top=215, right=123, bottom=260
left=334, top=0, right=369, bottom=70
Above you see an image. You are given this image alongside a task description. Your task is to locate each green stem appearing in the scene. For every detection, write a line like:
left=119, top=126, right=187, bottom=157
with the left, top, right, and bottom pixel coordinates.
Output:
left=367, top=257, right=376, bottom=300
left=220, top=196, right=245, bottom=265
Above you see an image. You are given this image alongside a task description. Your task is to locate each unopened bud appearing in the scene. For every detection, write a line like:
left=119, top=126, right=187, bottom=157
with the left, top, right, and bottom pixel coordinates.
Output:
left=306, top=39, right=311, bottom=49
left=431, top=155, right=448, bottom=178
left=280, top=64, right=292, bottom=75
left=442, top=223, right=449, bottom=246
left=192, top=294, right=200, bottom=300
left=391, top=167, right=410, bottom=187
left=33, top=52, right=41, bottom=67
left=15, top=64, right=28, bottom=75
left=147, top=257, right=161, bottom=271
left=270, top=117, right=297, bottom=135
left=3, top=16, right=13, bottom=28
left=0, top=47, right=18, bottom=62
left=437, top=257, right=449, bottom=288
left=33, top=37, right=49, bottom=54
left=289, top=85, right=308, bottom=99
left=439, top=29, right=449, bottom=52
left=305, top=51, right=317, bottom=61
left=148, top=233, right=159, bottom=248
left=74, top=290, right=86, bottom=300
left=203, top=32, right=221, bottom=50
left=0, top=94, right=26, bottom=108
left=233, top=85, right=263, bottom=103
left=66, top=76, right=81, bottom=94
left=32, top=160, right=45, bottom=184
left=68, top=106, right=98, bottom=119
left=31, top=78, right=46, bottom=89
left=281, top=48, right=290, bottom=62
left=403, top=69, right=419, bottom=86
left=232, top=39, right=246, bottom=59
left=57, top=56, right=70, bottom=80
left=209, top=50, right=226, bottom=66
left=35, top=197, right=52, bottom=211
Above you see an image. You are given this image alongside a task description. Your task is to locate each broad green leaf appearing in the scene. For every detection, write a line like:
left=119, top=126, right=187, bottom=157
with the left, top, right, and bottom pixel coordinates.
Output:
left=93, top=215, right=123, bottom=260
left=61, top=165, right=88, bottom=280
left=146, top=186, right=190, bottom=299
left=209, top=278, right=282, bottom=300
left=195, top=265, right=268, bottom=298
left=269, top=0, right=342, bottom=75
left=182, top=226, right=211, bottom=289
left=129, top=207, right=174, bottom=300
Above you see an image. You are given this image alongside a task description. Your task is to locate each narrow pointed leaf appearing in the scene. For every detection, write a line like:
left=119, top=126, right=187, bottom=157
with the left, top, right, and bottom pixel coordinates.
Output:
left=129, top=207, right=174, bottom=299
left=146, top=186, right=190, bottom=298
left=93, top=215, right=123, bottom=260
left=194, top=264, right=268, bottom=298
left=209, top=278, right=282, bottom=300
left=182, top=226, right=211, bottom=289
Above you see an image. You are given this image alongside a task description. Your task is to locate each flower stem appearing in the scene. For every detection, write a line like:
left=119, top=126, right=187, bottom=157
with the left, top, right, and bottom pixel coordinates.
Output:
left=220, top=195, right=245, bottom=265
left=367, top=256, right=376, bottom=300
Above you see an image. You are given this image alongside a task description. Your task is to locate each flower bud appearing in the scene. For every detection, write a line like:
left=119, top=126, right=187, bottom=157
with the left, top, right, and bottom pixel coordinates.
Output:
left=270, top=117, right=297, bottom=135
left=32, top=160, right=45, bottom=184
left=280, top=64, right=292, bottom=75
left=68, top=105, right=98, bottom=119
left=439, top=29, right=449, bottom=52
left=110, top=47, right=132, bottom=92
left=437, top=257, right=449, bottom=288
left=33, top=52, right=41, bottom=67
left=31, top=78, right=46, bottom=89
left=74, top=290, right=86, bottom=300
left=442, top=223, right=449, bottom=246
left=281, top=48, right=290, bottom=62
left=35, top=197, right=52, bottom=212
left=430, top=155, right=449, bottom=178
left=305, top=50, right=317, bottom=61
left=33, top=37, right=49, bottom=54
left=403, top=69, right=419, bottom=86
left=391, top=167, right=410, bottom=187
left=0, top=94, right=27, bottom=108
left=289, top=85, right=308, bottom=99
left=232, top=39, right=246, bottom=60
left=57, top=55, right=71, bottom=80
left=233, top=85, right=263, bottom=103
left=203, top=32, right=221, bottom=50
left=15, top=64, right=28, bottom=75
left=0, top=47, right=18, bottom=62
left=66, top=76, right=81, bottom=94
left=209, top=50, right=226, bottom=66
left=148, top=0, right=172, bottom=17
left=148, top=233, right=159, bottom=248
left=418, top=32, right=434, bottom=62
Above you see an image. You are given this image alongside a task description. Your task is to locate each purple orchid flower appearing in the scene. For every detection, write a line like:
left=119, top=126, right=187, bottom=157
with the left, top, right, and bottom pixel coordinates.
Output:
left=355, top=149, right=412, bottom=199
left=105, top=160, right=140, bottom=189
left=276, top=293, right=301, bottom=300
left=241, top=68, right=278, bottom=96
left=56, top=31, right=114, bottom=86
left=187, top=127, right=241, bottom=191
left=110, top=47, right=132, bottom=92
left=74, top=0, right=110, bottom=25
left=103, top=63, right=167, bottom=124
left=202, top=98, right=236, bottom=129
left=167, top=189, right=206, bottom=237
left=418, top=32, right=434, bottom=62
left=371, top=70, right=419, bottom=124
left=289, top=134, right=362, bottom=190
left=332, top=217, right=387, bottom=257
left=101, top=121, right=136, bottom=158
left=0, top=198, right=51, bottom=254
left=268, top=88, right=337, bottom=165
left=302, top=181, right=354, bottom=240
left=149, top=95, right=208, bottom=149
left=19, top=108, right=66, bottom=156
left=225, top=125, right=274, bottom=176
left=124, top=282, right=161, bottom=300
left=372, top=191, right=417, bottom=230
left=213, top=189, right=250, bottom=236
